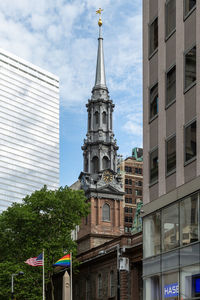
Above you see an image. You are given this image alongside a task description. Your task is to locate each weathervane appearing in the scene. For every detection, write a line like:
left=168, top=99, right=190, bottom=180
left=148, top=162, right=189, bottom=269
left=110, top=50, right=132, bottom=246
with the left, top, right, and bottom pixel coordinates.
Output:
left=96, top=8, right=104, bottom=26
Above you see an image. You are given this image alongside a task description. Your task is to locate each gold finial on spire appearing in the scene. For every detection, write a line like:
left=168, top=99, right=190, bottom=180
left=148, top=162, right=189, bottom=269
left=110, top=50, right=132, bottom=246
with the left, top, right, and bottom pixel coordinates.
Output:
left=96, top=8, right=103, bottom=26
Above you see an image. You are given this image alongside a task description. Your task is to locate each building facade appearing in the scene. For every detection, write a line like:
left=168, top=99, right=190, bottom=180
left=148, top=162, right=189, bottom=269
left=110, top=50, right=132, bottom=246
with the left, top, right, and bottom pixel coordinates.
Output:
left=143, top=0, right=200, bottom=299
left=0, top=48, right=59, bottom=213
left=117, top=148, right=143, bottom=233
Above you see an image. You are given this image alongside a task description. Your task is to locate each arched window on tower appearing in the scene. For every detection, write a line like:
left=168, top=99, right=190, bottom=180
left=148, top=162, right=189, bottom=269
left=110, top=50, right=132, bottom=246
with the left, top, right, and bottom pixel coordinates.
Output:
left=102, top=203, right=110, bottom=221
left=88, top=113, right=91, bottom=130
left=102, top=156, right=109, bottom=170
left=92, top=156, right=99, bottom=173
left=84, top=158, right=88, bottom=172
left=95, top=111, right=99, bottom=124
left=102, top=111, right=107, bottom=124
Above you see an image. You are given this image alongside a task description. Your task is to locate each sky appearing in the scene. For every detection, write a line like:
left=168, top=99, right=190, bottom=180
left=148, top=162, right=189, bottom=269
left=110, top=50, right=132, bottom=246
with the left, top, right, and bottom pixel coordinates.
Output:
left=0, top=0, right=142, bottom=187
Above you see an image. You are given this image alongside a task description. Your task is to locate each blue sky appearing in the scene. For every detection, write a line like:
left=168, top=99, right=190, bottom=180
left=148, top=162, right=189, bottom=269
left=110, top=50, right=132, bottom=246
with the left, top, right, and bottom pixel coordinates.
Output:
left=0, top=0, right=142, bottom=187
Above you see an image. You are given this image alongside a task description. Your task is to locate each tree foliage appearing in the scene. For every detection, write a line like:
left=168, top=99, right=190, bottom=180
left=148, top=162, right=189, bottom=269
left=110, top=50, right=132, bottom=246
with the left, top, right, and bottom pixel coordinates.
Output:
left=0, top=185, right=89, bottom=299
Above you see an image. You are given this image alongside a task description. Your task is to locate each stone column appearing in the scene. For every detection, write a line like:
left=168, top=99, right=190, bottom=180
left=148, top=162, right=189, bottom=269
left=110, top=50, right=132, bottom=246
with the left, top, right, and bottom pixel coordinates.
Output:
left=88, top=150, right=91, bottom=173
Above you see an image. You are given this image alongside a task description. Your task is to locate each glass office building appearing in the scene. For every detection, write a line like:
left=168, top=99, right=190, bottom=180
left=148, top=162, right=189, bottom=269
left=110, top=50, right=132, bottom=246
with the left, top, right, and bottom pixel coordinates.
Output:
left=142, top=1, right=200, bottom=299
left=0, top=48, right=59, bottom=213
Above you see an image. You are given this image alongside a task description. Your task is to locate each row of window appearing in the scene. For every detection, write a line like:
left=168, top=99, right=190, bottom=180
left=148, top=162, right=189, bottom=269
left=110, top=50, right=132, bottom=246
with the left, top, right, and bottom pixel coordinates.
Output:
left=125, top=178, right=143, bottom=186
left=125, top=188, right=143, bottom=196
left=125, top=166, right=142, bottom=174
left=89, top=111, right=109, bottom=126
left=124, top=207, right=133, bottom=214
left=125, top=216, right=133, bottom=223
left=150, top=119, right=196, bottom=183
left=149, top=0, right=196, bottom=56
left=150, top=44, right=196, bottom=121
left=143, top=191, right=199, bottom=258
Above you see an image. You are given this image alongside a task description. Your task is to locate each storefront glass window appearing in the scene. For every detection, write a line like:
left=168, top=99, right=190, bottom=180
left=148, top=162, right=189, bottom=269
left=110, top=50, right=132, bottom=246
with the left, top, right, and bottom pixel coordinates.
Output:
left=180, top=265, right=200, bottom=299
left=180, top=193, right=198, bottom=246
left=143, top=212, right=161, bottom=258
left=162, top=272, right=179, bottom=300
left=162, top=203, right=179, bottom=252
left=144, top=275, right=161, bottom=300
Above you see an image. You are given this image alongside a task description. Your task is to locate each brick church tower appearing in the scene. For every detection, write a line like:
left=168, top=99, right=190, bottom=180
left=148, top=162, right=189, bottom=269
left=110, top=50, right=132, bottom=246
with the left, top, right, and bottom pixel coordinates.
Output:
left=77, top=14, right=124, bottom=254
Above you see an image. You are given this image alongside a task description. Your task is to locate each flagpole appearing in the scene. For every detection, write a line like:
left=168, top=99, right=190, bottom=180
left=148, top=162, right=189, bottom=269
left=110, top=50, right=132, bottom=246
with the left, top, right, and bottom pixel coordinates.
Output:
left=43, top=249, right=45, bottom=300
left=70, top=252, right=72, bottom=300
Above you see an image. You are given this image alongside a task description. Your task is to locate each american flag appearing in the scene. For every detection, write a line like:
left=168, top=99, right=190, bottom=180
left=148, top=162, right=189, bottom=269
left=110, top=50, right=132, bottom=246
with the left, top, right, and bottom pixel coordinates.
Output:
left=25, top=253, right=43, bottom=266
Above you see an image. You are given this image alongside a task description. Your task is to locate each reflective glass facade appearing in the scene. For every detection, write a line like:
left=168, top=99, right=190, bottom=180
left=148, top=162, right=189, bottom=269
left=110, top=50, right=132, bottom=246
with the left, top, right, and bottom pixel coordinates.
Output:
left=143, top=192, right=200, bottom=300
left=0, top=49, right=59, bottom=212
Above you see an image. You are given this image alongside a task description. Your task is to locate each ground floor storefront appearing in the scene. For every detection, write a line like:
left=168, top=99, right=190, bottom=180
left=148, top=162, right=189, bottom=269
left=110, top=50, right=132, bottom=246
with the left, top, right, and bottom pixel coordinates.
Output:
left=143, top=190, right=200, bottom=300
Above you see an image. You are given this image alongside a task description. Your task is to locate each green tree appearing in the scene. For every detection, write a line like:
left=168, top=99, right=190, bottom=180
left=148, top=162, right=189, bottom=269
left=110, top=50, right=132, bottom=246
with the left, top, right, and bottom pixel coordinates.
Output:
left=0, top=185, right=89, bottom=300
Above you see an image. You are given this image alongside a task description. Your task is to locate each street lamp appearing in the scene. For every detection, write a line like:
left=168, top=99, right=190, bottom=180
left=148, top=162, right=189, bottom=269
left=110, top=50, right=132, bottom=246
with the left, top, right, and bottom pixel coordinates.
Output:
left=11, top=271, right=24, bottom=299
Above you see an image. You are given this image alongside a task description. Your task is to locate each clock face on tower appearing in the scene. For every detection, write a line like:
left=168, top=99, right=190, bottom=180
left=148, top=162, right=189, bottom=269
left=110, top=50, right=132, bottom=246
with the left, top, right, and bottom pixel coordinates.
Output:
left=103, top=170, right=113, bottom=183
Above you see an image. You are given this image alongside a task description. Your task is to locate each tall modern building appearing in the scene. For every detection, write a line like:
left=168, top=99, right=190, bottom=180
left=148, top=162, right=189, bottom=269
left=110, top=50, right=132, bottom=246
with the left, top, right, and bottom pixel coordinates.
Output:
left=143, top=0, right=200, bottom=299
left=0, top=48, right=59, bottom=213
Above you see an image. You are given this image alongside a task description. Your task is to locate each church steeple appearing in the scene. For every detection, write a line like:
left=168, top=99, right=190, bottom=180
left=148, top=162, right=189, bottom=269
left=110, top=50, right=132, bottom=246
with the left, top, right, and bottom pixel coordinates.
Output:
left=80, top=9, right=123, bottom=196
left=77, top=9, right=124, bottom=254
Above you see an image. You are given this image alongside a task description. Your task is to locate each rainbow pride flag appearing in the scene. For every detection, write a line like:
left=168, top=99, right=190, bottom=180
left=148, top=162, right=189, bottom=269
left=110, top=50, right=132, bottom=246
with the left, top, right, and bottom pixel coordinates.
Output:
left=53, top=254, right=71, bottom=267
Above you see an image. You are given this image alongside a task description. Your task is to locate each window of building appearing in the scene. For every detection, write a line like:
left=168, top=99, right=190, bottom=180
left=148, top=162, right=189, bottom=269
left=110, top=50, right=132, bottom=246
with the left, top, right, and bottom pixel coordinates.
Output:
left=92, top=156, right=99, bottom=173
left=184, top=0, right=196, bottom=17
left=95, top=111, right=99, bottom=124
left=86, top=278, right=90, bottom=300
left=125, top=188, right=132, bottom=194
left=143, top=212, right=161, bottom=258
left=150, top=148, right=158, bottom=183
left=162, top=272, right=179, bottom=300
left=102, top=156, right=109, bottom=170
left=125, top=216, right=133, bottom=223
left=102, top=111, right=106, bottom=124
left=102, top=203, right=110, bottom=221
left=150, top=83, right=158, bottom=120
left=125, top=207, right=133, bottom=214
left=110, top=271, right=115, bottom=297
left=184, top=46, right=196, bottom=90
left=165, top=0, right=176, bottom=38
left=180, top=265, right=200, bottom=299
left=185, top=120, right=196, bottom=163
left=135, top=180, right=143, bottom=186
left=135, top=189, right=142, bottom=196
left=180, top=193, right=198, bottom=246
left=125, top=198, right=133, bottom=204
left=162, top=203, right=179, bottom=252
left=143, top=275, right=160, bottom=300
left=125, top=166, right=132, bottom=173
left=125, top=178, right=132, bottom=185
left=98, top=274, right=102, bottom=298
left=166, top=65, right=176, bottom=106
left=166, top=135, right=176, bottom=174
left=149, top=17, right=158, bottom=55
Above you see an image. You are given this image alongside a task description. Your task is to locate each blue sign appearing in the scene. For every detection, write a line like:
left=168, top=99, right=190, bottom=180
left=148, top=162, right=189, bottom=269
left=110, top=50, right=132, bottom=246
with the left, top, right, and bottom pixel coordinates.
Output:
left=195, top=278, right=200, bottom=293
left=164, top=283, right=179, bottom=298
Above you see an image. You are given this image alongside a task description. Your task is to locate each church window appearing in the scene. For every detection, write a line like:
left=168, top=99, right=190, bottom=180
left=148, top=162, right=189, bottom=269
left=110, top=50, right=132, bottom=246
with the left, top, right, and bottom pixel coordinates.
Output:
left=95, top=111, right=99, bottom=124
left=103, top=111, right=107, bottom=124
left=102, top=203, right=110, bottom=221
left=110, top=271, right=115, bottom=297
left=102, top=156, right=109, bottom=169
left=98, top=274, right=103, bottom=298
left=92, top=156, right=99, bottom=173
